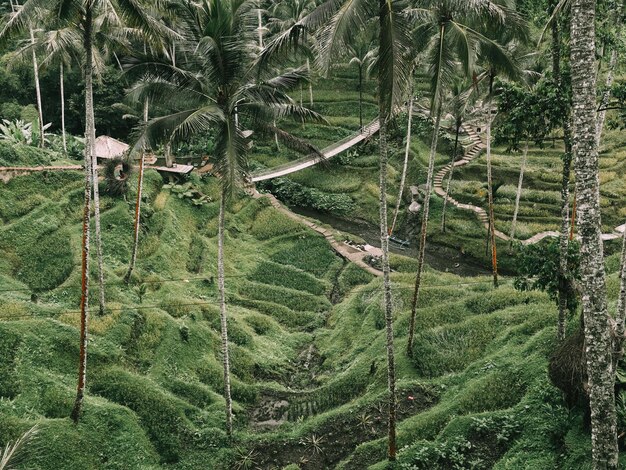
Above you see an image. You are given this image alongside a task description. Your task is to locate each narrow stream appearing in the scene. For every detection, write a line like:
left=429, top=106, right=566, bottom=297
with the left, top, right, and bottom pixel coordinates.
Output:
left=289, top=206, right=491, bottom=277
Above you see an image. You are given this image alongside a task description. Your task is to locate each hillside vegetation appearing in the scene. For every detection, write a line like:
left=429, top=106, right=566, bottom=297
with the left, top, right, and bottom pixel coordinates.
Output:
left=1, top=163, right=625, bottom=469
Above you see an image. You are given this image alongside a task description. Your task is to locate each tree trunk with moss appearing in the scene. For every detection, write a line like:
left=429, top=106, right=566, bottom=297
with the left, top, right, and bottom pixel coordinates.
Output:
left=218, top=189, right=233, bottom=436
left=71, top=8, right=93, bottom=423
left=407, top=103, right=441, bottom=354
left=378, top=1, right=396, bottom=460
left=486, top=112, right=498, bottom=287
left=571, top=0, right=618, bottom=467
left=125, top=99, right=149, bottom=284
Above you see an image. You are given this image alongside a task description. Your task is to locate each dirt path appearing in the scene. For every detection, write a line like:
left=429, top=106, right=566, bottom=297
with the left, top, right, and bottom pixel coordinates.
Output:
left=250, top=189, right=382, bottom=277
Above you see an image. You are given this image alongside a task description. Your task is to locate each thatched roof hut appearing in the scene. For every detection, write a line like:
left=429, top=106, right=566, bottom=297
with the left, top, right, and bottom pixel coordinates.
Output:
left=93, top=136, right=129, bottom=160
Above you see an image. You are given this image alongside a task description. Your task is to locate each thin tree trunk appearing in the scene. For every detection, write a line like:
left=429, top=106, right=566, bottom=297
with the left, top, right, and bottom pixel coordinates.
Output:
left=91, top=101, right=105, bottom=316
left=509, top=139, right=528, bottom=242
left=124, top=99, right=149, bottom=284
left=389, top=96, right=413, bottom=235
left=486, top=113, right=498, bottom=288
left=558, top=131, right=572, bottom=341
left=273, top=119, right=280, bottom=150
left=71, top=8, right=94, bottom=423
left=378, top=2, right=396, bottom=460
left=165, top=143, right=174, bottom=168
left=614, top=222, right=626, bottom=361
left=407, top=105, right=441, bottom=355
left=307, top=58, right=313, bottom=107
left=613, top=225, right=626, bottom=362
left=570, top=193, right=577, bottom=240
left=358, top=64, right=363, bottom=130
left=60, top=63, right=67, bottom=153
left=257, top=5, right=263, bottom=48
left=571, top=0, right=618, bottom=467
left=595, top=0, right=623, bottom=147
left=407, top=25, right=445, bottom=356
left=442, top=119, right=461, bottom=233
left=29, top=28, right=44, bottom=149
left=218, top=189, right=233, bottom=436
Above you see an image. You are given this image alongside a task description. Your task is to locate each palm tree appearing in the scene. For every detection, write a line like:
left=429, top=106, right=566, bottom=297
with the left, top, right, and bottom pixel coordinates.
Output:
left=406, top=0, right=525, bottom=354
left=267, top=0, right=316, bottom=106
left=1, top=0, right=172, bottom=423
left=441, top=79, right=474, bottom=233
left=345, top=31, right=376, bottom=130
left=570, top=0, right=618, bottom=467
left=133, top=0, right=324, bottom=436
left=544, top=0, right=574, bottom=341
left=124, top=96, right=149, bottom=284
left=389, top=83, right=413, bottom=236
left=260, top=0, right=415, bottom=460
left=5, top=1, right=45, bottom=147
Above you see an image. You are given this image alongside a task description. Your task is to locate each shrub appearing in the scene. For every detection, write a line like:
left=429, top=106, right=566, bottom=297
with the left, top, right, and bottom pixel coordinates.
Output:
left=259, top=177, right=356, bottom=214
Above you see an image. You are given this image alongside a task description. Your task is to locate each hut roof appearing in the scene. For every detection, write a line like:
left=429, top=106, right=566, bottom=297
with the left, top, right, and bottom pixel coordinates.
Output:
left=93, top=136, right=130, bottom=159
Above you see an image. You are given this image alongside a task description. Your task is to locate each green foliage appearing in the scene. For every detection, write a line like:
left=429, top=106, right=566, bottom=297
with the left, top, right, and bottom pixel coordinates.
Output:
left=514, top=239, right=581, bottom=314
left=0, top=141, right=55, bottom=166
left=162, top=182, right=212, bottom=206
left=259, top=177, right=356, bottom=214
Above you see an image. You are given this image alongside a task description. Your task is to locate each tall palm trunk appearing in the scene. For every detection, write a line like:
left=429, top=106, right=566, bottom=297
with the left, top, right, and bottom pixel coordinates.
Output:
left=557, top=138, right=572, bottom=341
left=29, top=27, right=45, bottom=148
left=257, top=4, right=263, bottom=48
left=71, top=8, right=93, bottom=423
left=551, top=0, right=573, bottom=341
left=378, top=2, right=396, bottom=461
left=60, top=63, right=67, bottom=153
left=596, top=0, right=623, bottom=147
left=441, top=119, right=461, bottom=233
left=91, top=97, right=105, bottom=316
left=570, top=0, right=618, bottom=467
left=389, top=96, right=413, bottom=235
left=358, top=64, right=363, bottom=130
left=124, top=99, right=149, bottom=284
left=306, top=58, right=313, bottom=107
left=218, top=189, right=233, bottom=436
left=407, top=25, right=445, bottom=356
left=509, top=139, right=528, bottom=242
left=486, top=112, right=498, bottom=288
left=407, top=105, right=441, bottom=355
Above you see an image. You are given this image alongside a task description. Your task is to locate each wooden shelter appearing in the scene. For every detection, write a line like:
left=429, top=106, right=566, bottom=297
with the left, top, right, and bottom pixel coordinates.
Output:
left=93, top=136, right=130, bottom=160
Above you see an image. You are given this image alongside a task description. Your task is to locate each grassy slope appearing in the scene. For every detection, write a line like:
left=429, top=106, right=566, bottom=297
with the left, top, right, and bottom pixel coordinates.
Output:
left=0, top=163, right=624, bottom=469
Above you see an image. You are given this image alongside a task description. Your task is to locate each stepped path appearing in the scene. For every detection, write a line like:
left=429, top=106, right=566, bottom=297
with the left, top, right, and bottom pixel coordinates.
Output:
left=431, top=123, right=625, bottom=244
left=250, top=119, right=380, bottom=182
left=249, top=188, right=383, bottom=277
